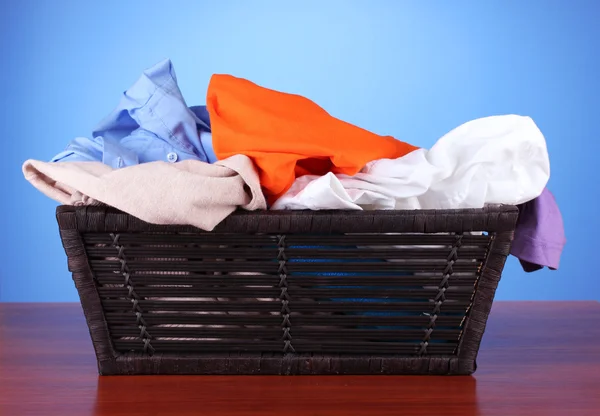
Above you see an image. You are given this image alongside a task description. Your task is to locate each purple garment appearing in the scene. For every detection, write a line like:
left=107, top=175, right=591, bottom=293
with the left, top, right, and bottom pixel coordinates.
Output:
left=510, top=188, right=565, bottom=272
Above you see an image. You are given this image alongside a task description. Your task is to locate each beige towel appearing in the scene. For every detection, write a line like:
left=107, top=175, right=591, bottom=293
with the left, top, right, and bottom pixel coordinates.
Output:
left=22, top=155, right=267, bottom=231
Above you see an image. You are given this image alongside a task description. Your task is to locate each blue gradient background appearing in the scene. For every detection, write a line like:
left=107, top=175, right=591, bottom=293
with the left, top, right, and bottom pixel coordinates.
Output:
left=1, top=1, right=597, bottom=301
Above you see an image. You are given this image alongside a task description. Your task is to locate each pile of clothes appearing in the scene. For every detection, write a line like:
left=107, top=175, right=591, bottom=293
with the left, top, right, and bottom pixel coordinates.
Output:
left=23, top=59, right=565, bottom=272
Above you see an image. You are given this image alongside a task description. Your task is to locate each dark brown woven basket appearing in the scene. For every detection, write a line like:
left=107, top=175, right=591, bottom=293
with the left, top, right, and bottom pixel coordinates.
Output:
left=56, top=205, right=518, bottom=375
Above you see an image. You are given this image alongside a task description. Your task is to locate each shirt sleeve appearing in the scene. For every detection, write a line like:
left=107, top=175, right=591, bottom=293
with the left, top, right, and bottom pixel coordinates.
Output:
left=51, top=136, right=104, bottom=163
left=50, top=136, right=139, bottom=168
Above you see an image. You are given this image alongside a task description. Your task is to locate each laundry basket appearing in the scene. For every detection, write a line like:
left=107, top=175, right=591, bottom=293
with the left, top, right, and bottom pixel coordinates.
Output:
left=56, top=205, right=518, bottom=375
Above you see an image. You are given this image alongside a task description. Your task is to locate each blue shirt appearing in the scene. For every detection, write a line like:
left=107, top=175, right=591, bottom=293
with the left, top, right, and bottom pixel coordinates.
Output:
left=51, top=59, right=216, bottom=167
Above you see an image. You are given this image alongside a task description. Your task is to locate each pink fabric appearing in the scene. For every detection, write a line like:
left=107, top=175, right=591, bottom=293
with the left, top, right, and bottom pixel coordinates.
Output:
left=22, top=155, right=266, bottom=231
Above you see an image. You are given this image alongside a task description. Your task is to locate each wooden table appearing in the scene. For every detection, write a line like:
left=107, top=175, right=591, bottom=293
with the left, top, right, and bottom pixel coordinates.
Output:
left=1, top=302, right=599, bottom=416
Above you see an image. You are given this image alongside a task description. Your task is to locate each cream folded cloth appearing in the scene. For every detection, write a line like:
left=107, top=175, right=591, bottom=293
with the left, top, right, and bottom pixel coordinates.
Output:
left=22, top=154, right=267, bottom=231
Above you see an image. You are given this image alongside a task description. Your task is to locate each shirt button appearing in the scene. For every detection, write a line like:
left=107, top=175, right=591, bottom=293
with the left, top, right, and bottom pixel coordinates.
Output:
left=167, top=152, right=178, bottom=163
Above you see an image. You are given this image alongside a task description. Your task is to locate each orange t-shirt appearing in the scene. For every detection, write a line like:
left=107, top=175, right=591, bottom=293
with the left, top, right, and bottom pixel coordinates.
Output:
left=207, top=74, right=418, bottom=204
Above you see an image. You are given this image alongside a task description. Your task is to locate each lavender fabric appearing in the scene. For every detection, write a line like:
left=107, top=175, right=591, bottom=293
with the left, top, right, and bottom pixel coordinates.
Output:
left=510, top=188, right=566, bottom=272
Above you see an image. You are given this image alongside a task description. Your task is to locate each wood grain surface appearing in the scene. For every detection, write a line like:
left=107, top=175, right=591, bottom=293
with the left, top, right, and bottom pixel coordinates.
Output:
left=1, top=302, right=599, bottom=416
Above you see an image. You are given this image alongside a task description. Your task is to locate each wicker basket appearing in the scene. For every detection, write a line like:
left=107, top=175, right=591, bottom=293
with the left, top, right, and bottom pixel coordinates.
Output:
left=56, top=205, right=517, bottom=375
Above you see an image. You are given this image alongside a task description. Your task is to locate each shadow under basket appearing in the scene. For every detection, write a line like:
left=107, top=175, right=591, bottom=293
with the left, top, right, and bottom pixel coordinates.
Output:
left=56, top=205, right=518, bottom=375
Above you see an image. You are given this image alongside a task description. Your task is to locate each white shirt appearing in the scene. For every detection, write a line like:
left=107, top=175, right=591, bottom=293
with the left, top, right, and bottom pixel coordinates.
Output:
left=272, top=115, right=550, bottom=210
